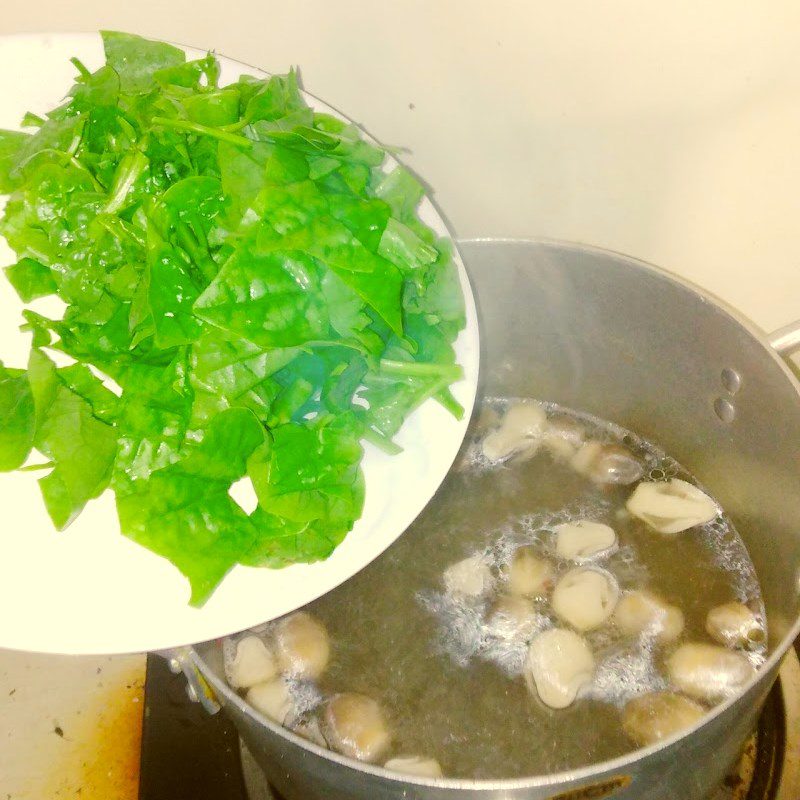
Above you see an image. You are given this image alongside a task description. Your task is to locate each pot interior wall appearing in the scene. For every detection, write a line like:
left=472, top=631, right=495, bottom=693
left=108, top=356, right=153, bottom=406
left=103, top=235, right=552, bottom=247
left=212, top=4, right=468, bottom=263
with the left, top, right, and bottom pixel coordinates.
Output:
left=465, top=240, right=800, bottom=648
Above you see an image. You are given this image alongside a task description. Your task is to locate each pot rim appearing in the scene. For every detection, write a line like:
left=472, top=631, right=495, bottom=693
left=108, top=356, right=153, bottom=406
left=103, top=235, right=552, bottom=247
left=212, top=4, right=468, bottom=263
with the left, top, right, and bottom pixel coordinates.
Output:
left=191, top=236, right=800, bottom=790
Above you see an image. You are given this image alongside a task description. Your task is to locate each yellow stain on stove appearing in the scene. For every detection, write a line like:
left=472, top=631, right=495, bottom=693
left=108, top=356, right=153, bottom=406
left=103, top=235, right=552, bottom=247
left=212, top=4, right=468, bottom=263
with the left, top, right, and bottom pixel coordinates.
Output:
left=0, top=652, right=146, bottom=799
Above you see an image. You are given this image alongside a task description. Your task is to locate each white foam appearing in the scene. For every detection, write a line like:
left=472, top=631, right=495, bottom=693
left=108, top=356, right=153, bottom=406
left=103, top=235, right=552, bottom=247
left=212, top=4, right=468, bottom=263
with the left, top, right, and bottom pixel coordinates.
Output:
left=585, top=635, right=668, bottom=707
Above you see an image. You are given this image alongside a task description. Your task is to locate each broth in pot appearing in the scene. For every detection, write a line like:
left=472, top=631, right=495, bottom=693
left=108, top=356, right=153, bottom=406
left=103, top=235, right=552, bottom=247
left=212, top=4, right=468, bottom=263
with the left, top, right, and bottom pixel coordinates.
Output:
left=221, top=399, right=766, bottom=779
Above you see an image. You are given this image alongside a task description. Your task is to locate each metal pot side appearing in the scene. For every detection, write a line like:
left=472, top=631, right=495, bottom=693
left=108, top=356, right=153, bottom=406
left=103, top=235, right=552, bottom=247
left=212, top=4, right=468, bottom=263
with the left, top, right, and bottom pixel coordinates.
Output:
left=191, top=239, right=800, bottom=800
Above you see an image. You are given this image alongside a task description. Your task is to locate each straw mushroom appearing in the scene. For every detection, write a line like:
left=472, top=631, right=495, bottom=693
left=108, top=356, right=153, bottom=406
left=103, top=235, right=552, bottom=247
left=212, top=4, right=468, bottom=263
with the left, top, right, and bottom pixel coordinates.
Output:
left=525, top=628, right=595, bottom=709
left=626, top=479, right=718, bottom=534
left=294, top=717, right=328, bottom=748
left=322, top=693, right=392, bottom=763
left=384, top=756, right=444, bottom=779
left=543, top=416, right=586, bottom=461
left=246, top=678, right=296, bottom=725
left=613, top=590, right=684, bottom=644
left=481, top=402, right=547, bottom=462
left=589, top=444, right=644, bottom=485
left=274, top=612, right=331, bottom=680
left=706, top=602, right=764, bottom=648
left=505, top=546, right=554, bottom=597
left=666, top=643, right=755, bottom=702
left=223, top=635, right=278, bottom=690
left=487, top=595, right=537, bottom=638
left=571, top=442, right=643, bottom=485
left=554, top=520, right=617, bottom=562
left=551, top=567, right=619, bottom=631
left=622, top=692, right=706, bottom=747
left=571, top=442, right=604, bottom=477
left=443, top=554, right=494, bottom=598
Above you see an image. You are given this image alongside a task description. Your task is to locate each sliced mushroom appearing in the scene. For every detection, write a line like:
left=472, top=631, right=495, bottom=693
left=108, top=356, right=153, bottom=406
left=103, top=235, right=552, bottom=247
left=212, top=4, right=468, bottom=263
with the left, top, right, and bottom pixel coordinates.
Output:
left=570, top=442, right=643, bottom=486
left=666, top=643, right=756, bottom=702
left=384, top=756, right=444, bottom=779
left=626, top=479, right=718, bottom=534
left=246, top=678, right=296, bottom=725
left=706, top=602, right=764, bottom=648
left=294, top=716, right=328, bottom=748
left=443, top=554, right=494, bottom=598
left=589, top=444, right=644, bottom=485
left=322, top=693, right=392, bottom=763
left=542, top=416, right=586, bottom=461
left=525, top=628, right=595, bottom=709
left=505, top=546, right=554, bottom=597
left=274, top=612, right=331, bottom=680
left=551, top=567, right=619, bottom=631
left=487, top=595, right=537, bottom=638
left=622, top=692, right=706, bottom=747
left=554, top=521, right=617, bottom=562
left=571, top=442, right=604, bottom=477
left=223, top=635, right=278, bottom=690
left=613, top=590, right=684, bottom=644
left=481, top=402, right=547, bottom=462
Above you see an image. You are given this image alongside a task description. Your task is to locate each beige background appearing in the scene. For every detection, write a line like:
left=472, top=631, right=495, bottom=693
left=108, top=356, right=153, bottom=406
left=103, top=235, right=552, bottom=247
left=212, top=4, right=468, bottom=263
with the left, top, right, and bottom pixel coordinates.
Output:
left=2, top=2, right=800, bottom=797
left=4, top=1, right=800, bottom=329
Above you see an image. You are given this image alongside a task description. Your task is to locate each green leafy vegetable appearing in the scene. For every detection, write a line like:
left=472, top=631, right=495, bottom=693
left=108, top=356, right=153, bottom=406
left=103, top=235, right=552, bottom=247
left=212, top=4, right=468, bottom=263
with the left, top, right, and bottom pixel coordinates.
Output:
left=4, top=257, right=57, bottom=302
left=27, top=349, right=118, bottom=529
left=117, top=408, right=265, bottom=605
left=0, top=361, right=36, bottom=471
left=0, top=31, right=466, bottom=604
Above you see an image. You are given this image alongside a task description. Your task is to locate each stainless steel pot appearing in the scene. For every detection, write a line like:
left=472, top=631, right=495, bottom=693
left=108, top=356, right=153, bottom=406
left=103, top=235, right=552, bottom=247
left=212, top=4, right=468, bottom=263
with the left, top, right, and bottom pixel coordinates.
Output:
left=185, top=238, right=800, bottom=800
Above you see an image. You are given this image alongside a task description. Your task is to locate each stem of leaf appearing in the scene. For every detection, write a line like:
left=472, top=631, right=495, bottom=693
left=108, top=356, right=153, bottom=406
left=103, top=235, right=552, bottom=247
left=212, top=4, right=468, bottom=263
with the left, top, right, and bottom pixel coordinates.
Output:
left=70, top=57, right=91, bottom=79
left=104, top=150, right=148, bottom=214
left=379, top=359, right=463, bottom=382
left=96, top=215, right=146, bottom=248
left=176, top=222, right=217, bottom=284
left=151, top=116, right=253, bottom=148
left=19, top=461, right=55, bottom=472
left=361, top=427, right=402, bottom=456
left=434, top=388, right=465, bottom=420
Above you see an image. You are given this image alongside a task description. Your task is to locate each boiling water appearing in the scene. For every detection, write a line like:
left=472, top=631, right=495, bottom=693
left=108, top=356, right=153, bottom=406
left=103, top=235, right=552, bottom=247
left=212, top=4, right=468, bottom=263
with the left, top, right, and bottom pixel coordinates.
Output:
left=267, top=400, right=766, bottom=778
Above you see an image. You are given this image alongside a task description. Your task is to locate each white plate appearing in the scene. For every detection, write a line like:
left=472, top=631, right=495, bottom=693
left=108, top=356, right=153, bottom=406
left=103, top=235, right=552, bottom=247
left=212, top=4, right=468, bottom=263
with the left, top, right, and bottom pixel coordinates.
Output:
left=0, top=33, right=479, bottom=655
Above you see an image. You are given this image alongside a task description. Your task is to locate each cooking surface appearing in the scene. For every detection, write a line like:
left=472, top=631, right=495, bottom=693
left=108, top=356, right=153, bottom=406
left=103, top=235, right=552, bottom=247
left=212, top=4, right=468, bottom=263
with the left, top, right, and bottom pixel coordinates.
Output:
left=0, top=651, right=144, bottom=799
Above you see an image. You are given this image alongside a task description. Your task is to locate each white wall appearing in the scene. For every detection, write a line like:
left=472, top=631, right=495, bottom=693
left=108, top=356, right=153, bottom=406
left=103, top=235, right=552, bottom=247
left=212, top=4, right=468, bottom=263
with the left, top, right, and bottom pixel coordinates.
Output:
left=3, top=1, right=800, bottom=329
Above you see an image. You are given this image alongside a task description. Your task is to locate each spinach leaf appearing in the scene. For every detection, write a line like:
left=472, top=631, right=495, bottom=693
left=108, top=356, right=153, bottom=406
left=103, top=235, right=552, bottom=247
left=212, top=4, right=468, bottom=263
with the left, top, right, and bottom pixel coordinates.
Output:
left=0, top=32, right=467, bottom=604
left=28, top=349, right=118, bottom=529
left=101, top=31, right=185, bottom=93
left=116, top=407, right=264, bottom=604
left=0, top=362, right=35, bottom=471
left=0, top=130, right=29, bottom=192
left=4, top=257, right=57, bottom=302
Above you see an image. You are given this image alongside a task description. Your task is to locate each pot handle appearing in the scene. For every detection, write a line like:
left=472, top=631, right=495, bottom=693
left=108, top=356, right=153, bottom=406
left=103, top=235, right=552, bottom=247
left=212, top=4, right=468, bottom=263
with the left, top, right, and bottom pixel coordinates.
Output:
left=156, top=646, right=222, bottom=715
left=769, top=320, right=800, bottom=357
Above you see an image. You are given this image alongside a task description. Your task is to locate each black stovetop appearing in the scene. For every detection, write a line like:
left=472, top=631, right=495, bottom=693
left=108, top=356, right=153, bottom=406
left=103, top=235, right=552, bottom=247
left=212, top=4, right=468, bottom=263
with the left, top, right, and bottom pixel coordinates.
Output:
left=138, top=653, right=247, bottom=800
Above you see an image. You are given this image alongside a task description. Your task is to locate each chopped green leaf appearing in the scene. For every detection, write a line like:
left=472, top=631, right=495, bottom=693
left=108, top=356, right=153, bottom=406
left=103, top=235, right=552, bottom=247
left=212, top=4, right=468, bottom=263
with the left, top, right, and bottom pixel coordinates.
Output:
left=4, top=257, right=57, bottom=302
left=27, top=349, right=118, bottom=529
left=0, top=32, right=466, bottom=604
left=0, top=362, right=36, bottom=471
left=116, top=408, right=265, bottom=604
left=0, top=130, right=30, bottom=192
left=101, top=31, right=185, bottom=93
